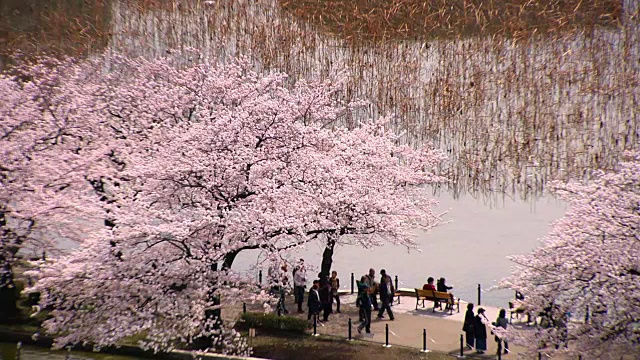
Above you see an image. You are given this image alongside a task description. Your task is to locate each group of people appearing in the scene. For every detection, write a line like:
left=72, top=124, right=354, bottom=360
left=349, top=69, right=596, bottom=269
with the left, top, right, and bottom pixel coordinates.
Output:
left=463, top=303, right=509, bottom=355
left=276, top=261, right=512, bottom=353
left=306, top=270, right=342, bottom=322
left=270, top=258, right=342, bottom=322
left=355, top=268, right=396, bottom=334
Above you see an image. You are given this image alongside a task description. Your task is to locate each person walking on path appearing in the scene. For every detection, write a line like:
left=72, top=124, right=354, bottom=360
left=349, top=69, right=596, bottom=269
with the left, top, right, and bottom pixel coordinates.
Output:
left=493, top=308, right=510, bottom=355
left=356, top=276, right=372, bottom=334
left=330, top=270, right=341, bottom=313
left=376, top=274, right=395, bottom=320
left=364, top=268, right=379, bottom=311
left=318, top=273, right=333, bottom=321
left=307, top=280, right=321, bottom=320
left=463, top=303, right=475, bottom=349
left=474, top=308, right=489, bottom=354
left=356, top=273, right=367, bottom=322
left=380, top=269, right=395, bottom=306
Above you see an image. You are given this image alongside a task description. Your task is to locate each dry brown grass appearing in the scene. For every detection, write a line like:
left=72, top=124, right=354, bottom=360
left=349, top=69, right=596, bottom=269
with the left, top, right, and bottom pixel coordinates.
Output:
left=280, top=0, right=622, bottom=43
left=1, top=0, right=638, bottom=201
left=0, top=0, right=110, bottom=66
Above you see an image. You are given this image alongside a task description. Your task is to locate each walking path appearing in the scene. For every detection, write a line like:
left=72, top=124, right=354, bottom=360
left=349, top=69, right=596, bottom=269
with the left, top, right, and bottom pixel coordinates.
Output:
left=274, top=290, right=530, bottom=358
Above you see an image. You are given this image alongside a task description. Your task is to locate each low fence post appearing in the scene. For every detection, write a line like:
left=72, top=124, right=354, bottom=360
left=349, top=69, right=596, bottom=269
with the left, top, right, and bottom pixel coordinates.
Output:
left=538, top=352, right=542, bottom=360
left=347, top=318, right=352, bottom=341
left=477, top=284, right=481, bottom=306
left=384, top=324, right=390, bottom=347
left=259, top=270, right=262, bottom=284
left=243, top=302, right=246, bottom=314
left=394, top=275, right=398, bottom=291
left=351, top=273, right=354, bottom=294
left=459, top=334, right=464, bottom=358
left=419, top=328, right=429, bottom=353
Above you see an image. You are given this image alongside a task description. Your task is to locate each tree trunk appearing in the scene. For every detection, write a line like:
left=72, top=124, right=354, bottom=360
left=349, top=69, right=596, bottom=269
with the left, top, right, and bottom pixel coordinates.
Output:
left=0, top=211, right=20, bottom=323
left=0, top=262, right=19, bottom=323
left=320, top=236, right=336, bottom=277
left=222, top=249, right=240, bottom=271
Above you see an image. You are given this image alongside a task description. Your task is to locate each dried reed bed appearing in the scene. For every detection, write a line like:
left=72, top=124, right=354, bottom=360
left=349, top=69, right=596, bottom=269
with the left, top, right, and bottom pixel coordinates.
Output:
left=4, top=0, right=638, bottom=202
left=279, top=0, right=622, bottom=43
left=0, top=0, right=110, bottom=67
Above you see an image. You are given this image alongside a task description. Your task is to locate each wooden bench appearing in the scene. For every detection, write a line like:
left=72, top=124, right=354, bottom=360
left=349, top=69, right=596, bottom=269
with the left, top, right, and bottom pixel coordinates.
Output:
left=393, top=290, right=402, bottom=305
left=414, top=289, right=460, bottom=314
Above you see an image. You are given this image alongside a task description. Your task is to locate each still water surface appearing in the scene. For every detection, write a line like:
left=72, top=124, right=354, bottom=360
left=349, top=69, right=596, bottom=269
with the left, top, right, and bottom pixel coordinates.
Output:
left=234, top=191, right=567, bottom=307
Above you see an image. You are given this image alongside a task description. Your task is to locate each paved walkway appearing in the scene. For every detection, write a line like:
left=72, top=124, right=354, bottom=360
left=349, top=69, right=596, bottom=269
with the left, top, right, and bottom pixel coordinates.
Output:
left=270, top=290, right=530, bottom=358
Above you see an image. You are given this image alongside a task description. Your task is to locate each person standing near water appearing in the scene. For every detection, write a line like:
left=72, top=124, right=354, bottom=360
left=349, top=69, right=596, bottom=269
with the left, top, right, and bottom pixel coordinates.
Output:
left=463, top=303, right=475, bottom=349
left=474, top=308, right=488, bottom=354
left=493, top=308, right=510, bottom=354
left=318, top=273, right=333, bottom=321
left=330, top=270, right=341, bottom=313
left=293, top=259, right=306, bottom=313
left=307, top=280, right=321, bottom=320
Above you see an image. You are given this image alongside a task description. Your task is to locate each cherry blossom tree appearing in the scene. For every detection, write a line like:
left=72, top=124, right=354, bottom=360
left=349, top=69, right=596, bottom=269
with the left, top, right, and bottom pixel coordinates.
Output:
left=0, top=57, right=114, bottom=321
left=7, top=52, right=445, bottom=354
left=503, top=152, right=640, bottom=359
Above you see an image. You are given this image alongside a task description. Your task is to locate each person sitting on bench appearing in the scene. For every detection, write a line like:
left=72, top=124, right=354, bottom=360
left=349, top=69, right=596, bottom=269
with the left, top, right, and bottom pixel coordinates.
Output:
left=437, top=278, right=453, bottom=310
left=422, top=277, right=436, bottom=291
left=422, top=277, right=438, bottom=308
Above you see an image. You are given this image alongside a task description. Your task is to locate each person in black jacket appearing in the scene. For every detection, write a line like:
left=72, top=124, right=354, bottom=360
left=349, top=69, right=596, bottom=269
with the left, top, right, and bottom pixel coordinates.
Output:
left=474, top=307, right=488, bottom=354
left=307, top=280, right=321, bottom=320
left=437, top=278, right=453, bottom=310
left=376, top=275, right=395, bottom=320
left=437, top=277, right=453, bottom=292
left=330, top=270, right=341, bottom=313
left=462, top=303, right=475, bottom=349
left=318, top=275, right=333, bottom=321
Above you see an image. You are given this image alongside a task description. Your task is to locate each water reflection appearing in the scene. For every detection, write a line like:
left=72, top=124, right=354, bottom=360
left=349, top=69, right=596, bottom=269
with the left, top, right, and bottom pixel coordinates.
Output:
left=105, top=0, right=640, bottom=201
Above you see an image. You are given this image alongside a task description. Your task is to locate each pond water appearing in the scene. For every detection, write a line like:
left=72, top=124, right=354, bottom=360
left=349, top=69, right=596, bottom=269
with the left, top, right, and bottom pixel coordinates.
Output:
left=0, top=342, right=144, bottom=360
left=233, top=189, right=567, bottom=307
left=1, top=0, right=638, bottom=308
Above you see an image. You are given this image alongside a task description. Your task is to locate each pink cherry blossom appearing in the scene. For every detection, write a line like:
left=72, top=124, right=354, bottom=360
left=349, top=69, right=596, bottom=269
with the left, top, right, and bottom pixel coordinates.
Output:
left=502, top=151, right=640, bottom=359
left=3, top=53, right=445, bottom=354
